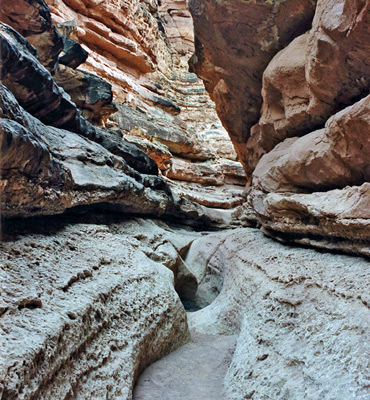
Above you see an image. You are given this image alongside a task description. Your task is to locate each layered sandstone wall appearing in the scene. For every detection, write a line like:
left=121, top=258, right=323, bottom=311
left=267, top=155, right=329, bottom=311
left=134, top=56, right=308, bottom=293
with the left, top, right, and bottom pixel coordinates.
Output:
left=45, top=0, right=247, bottom=209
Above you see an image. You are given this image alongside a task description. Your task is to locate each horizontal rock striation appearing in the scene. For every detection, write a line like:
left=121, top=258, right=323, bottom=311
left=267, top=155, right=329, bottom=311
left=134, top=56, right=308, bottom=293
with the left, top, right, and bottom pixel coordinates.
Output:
left=0, top=219, right=191, bottom=399
left=45, top=0, right=246, bottom=209
left=0, top=0, right=246, bottom=227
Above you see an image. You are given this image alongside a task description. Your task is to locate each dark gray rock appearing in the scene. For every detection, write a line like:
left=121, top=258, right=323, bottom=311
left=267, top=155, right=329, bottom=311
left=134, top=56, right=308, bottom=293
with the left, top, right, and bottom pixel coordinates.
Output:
left=0, top=0, right=63, bottom=71
left=0, top=84, right=162, bottom=217
left=59, top=37, right=88, bottom=69
left=0, top=23, right=157, bottom=175
left=110, top=104, right=214, bottom=161
left=54, top=65, right=117, bottom=125
left=153, top=95, right=181, bottom=115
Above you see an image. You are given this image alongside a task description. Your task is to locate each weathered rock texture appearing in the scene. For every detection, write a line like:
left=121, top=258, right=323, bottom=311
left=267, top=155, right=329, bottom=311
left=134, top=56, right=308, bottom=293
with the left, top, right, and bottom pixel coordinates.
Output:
left=248, top=0, right=370, bottom=170
left=189, top=0, right=317, bottom=173
left=0, top=218, right=191, bottom=399
left=0, top=0, right=247, bottom=226
left=3, top=216, right=370, bottom=400
left=191, top=0, right=370, bottom=254
left=45, top=0, right=246, bottom=209
left=185, top=228, right=370, bottom=399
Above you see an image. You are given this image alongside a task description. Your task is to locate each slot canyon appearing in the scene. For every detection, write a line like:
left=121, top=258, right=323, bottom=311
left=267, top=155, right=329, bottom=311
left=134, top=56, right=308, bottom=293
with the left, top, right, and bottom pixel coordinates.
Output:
left=0, top=0, right=370, bottom=399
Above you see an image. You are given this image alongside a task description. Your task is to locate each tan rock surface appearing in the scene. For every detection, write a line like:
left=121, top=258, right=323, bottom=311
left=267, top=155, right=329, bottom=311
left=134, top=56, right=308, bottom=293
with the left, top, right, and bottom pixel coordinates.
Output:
left=165, top=158, right=224, bottom=186
left=168, top=181, right=245, bottom=210
left=158, top=0, right=194, bottom=55
left=250, top=184, right=370, bottom=257
left=248, top=0, right=370, bottom=168
left=248, top=96, right=370, bottom=252
left=189, top=0, right=317, bottom=174
left=253, top=95, right=370, bottom=194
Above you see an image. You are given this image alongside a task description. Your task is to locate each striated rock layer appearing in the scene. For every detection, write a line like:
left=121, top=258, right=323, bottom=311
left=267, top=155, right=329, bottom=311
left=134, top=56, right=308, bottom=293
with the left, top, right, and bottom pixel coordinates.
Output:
left=0, top=0, right=247, bottom=226
left=45, top=0, right=246, bottom=209
left=0, top=218, right=191, bottom=399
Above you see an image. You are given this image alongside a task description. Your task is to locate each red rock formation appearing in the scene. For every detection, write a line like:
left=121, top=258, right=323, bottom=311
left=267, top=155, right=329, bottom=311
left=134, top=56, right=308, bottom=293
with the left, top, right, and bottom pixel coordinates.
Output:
left=253, top=96, right=370, bottom=194
left=191, top=0, right=370, bottom=254
left=189, top=0, right=317, bottom=174
left=248, top=0, right=370, bottom=169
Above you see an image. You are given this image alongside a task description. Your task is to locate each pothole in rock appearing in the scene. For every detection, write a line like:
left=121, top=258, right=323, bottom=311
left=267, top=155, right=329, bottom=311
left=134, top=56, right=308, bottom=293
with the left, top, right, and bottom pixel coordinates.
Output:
left=173, top=242, right=224, bottom=313
left=175, top=235, right=225, bottom=313
left=178, top=276, right=222, bottom=312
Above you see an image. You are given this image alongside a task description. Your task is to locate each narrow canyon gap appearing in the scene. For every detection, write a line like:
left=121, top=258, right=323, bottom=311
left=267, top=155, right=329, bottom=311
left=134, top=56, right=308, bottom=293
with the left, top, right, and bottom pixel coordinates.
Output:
left=1, top=0, right=370, bottom=399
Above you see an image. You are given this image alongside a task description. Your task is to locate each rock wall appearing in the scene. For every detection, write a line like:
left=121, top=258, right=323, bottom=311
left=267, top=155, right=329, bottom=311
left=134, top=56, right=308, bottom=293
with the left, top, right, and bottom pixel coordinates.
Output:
left=2, top=0, right=369, bottom=399
left=46, top=0, right=246, bottom=211
left=0, top=0, right=248, bottom=226
left=185, top=228, right=370, bottom=399
left=0, top=217, right=192, bottom=399
left=190, top=0, right=370, bottom=255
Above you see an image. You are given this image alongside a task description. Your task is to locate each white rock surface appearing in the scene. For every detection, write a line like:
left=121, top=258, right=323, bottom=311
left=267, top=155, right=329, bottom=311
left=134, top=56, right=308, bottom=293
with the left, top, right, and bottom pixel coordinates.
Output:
left=186, top=228, right=370, bottom=399
left=0, top=219, right=190, bottom=399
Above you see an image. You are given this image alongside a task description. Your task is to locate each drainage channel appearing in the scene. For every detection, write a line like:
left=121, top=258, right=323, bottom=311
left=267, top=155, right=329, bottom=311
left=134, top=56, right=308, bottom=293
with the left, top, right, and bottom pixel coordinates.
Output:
left=133, top=237, right=237, bottom=400
left=133, top=327, right=237, bottom=400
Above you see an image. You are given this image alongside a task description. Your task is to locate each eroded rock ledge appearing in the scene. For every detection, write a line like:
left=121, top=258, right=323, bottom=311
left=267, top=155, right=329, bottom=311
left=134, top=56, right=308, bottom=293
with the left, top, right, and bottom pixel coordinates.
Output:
left=190, top=0, right=370, bottom=255
left=0, top=217, right=191, bottom=399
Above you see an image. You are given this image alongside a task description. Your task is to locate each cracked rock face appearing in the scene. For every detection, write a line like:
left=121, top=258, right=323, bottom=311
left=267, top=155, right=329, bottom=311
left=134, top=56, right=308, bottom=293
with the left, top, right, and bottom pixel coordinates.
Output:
left=0, top=9, right=244, bottom=227
left=46, top=0, right=247, bottom=211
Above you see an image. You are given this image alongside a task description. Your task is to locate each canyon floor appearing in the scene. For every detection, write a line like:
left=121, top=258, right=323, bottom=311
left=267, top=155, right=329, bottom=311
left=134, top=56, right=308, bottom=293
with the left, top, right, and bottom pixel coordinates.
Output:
left=2, top=215, right=370, bottom=399
left=1, top=0, right=370, bottom=398
left=133, top=330, right=237, bottom=400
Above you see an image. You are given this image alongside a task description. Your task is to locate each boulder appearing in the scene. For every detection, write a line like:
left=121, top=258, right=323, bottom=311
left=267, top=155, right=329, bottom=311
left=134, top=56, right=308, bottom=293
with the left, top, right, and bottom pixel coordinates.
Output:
left=54, top=65, right=117, bottom=125
left=248, top=0, right=370, bottom=168
left=110, top=104, right=214, bottom=161
left=253, top=95, right=370, bottom=193
left=58, top=36, right=88, bottom=69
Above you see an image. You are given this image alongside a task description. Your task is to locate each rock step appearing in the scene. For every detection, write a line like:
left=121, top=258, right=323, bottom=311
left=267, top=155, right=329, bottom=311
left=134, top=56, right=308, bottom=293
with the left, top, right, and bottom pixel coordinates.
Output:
left=133, top=330, right=237, bottom=400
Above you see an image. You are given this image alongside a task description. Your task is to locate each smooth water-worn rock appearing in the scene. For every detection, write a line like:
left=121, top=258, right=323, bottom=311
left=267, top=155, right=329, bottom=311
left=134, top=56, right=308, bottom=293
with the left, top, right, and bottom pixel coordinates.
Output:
left=190, top=0, right=370, bottom=254
left=253, top=96, right=370, bottom=194
left=189, top=0, right=316, bottom=174
left=133, top=331, right=236, bottom=400
left=248, top=0, right=370, bottom=168
left=186, top=228, right=370, bottom=400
